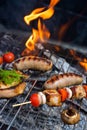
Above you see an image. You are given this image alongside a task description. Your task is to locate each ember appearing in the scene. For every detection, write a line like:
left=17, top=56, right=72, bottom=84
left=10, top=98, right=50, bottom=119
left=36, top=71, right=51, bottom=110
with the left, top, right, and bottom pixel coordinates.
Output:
left=79, top=58, right=87, bottom=72
left=69, top=50, right=87, bottom=72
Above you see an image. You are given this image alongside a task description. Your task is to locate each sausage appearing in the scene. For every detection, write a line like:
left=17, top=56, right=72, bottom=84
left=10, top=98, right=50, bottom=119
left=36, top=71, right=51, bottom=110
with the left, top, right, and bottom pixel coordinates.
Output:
left=44, top=73, right=83, bottom=89
left=0, top=82, right=26, bottom=98
left=13, top=56, right=53, bottom=71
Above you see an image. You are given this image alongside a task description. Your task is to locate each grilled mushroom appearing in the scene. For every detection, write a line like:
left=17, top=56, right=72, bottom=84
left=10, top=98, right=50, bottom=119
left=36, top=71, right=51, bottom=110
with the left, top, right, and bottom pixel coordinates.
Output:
left=61, top=107, right=80, bottom=125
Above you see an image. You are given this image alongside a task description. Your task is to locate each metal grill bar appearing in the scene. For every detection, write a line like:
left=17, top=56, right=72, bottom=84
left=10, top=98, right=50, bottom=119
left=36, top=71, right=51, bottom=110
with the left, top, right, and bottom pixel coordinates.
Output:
left=7, top=80, right=38, bottom=130
left=0, top=100, right=10, bottom=114
left=18, top=107, right=32, bottom=130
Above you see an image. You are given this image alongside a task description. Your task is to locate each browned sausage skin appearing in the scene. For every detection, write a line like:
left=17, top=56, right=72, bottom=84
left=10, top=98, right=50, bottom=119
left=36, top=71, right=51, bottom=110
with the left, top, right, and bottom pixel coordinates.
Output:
left=0, top=82, right=26, bottom=98
left=13, top=56, right=53, bottom=71
left=44, top=73, right=83, bottom=89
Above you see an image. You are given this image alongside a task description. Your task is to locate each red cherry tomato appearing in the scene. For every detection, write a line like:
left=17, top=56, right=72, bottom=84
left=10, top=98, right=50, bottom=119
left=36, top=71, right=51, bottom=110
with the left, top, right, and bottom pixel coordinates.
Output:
left=3, top=52, right=15, bottom=63
left=0, top=56, right=3, bottom=65
left=30, top=93, right=40, bottom=107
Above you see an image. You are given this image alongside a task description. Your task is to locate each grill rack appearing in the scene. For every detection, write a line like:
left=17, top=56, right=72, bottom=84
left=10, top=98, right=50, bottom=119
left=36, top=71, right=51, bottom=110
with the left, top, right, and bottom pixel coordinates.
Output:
left=0, top=34, right=87, bottom=130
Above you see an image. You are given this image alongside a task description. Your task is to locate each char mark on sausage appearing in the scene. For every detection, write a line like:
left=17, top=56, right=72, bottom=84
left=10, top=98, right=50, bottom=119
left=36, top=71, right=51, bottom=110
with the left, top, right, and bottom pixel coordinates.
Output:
left=13, top=56, right=53, bottom=71
left=44, top=73, right=83, bottom=89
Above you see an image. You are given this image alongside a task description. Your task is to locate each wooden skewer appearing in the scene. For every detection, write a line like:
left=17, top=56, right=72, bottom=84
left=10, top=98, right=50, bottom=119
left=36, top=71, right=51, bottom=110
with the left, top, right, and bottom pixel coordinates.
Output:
left=12, top=101, right=31, bottom=107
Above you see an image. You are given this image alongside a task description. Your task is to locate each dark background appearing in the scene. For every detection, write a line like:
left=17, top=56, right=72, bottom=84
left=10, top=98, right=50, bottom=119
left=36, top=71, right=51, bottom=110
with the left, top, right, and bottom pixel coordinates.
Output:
left=0, top=0, right=87, bottom=46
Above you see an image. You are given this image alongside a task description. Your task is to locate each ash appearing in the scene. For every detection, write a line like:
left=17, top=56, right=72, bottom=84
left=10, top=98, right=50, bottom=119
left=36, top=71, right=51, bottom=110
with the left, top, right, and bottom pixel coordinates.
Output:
left=0, top=33, right=87, bottom=130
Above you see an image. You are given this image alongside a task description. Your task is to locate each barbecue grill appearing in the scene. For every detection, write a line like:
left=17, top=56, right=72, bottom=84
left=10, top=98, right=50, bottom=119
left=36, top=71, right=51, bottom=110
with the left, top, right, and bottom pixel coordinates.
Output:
left=0, top=0, right=87, bottom=129
left=0, top=31, right=87, bottom=130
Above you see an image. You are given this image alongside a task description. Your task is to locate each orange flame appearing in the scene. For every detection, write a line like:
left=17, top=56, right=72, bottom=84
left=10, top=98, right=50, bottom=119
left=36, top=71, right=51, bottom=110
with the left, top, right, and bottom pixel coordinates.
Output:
left=24, top=0, right=60, bottom=50
left=25, top=19, right=50, bottom=50
left=69, top=50, right=87, bottom=71
left=79, top=58, right=87, bottom=71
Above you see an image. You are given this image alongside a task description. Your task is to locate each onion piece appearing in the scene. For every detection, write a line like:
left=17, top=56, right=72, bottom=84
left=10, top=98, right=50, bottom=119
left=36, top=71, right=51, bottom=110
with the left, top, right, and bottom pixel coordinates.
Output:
left=65, top=88, right=72, bottom=99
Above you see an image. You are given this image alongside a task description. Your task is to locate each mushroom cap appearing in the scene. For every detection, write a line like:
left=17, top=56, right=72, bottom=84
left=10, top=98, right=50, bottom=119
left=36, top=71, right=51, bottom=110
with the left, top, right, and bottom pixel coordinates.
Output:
left=61, top=107, right=80, bottom=125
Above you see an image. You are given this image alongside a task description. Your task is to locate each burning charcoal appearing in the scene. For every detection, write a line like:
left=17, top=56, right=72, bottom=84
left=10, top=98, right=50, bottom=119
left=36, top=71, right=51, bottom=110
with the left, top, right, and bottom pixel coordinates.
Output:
left=43, top=128, right=49, bottom=130
left=56, top=57, right=70, bottom=72
left=29, top=76, right=48, bottom=82
left=0, top=28, right=87, bottom=130
left=36, top=43, right=44, bottom=50
left=81, top=99, right=87, bottom=110
left=0, top=34, right=25, bottom=57
left=82, top=75, right=87, bottom=83
left=0, top=34, right=15, bottom=52
left=54, top=125, right=63, bottom=130
left=43, top=49, right=51, bottom=58
left=41, top=104, right=51, bottom=113
left=3, top=63, right=13, bottom=70
left=51, top=55, right=57, bottom=65
left=63, top=125, right=75, bottom=130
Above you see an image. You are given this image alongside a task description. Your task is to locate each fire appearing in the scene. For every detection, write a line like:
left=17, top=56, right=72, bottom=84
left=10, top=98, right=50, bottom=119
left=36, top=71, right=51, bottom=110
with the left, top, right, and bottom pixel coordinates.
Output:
left=25, top=19, right=50, bottom=51
left=69, top=50, right=81, bottom=61
left=79, top=58, right=87, bottom=71
left=69, top=50, right=87, bottom=71
left=24, top=0, right=60, bottom=50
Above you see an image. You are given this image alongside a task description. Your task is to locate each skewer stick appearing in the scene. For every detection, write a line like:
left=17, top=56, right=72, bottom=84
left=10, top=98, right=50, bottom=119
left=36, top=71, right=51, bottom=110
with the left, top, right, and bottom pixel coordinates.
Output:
left=12, top=101, right=31, bottom=107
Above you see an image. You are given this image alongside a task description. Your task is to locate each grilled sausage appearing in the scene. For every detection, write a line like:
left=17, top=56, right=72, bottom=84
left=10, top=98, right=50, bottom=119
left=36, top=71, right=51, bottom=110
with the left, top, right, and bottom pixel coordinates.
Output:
left=44, top=73, right=83, bottom=89
left=13, top=56, right=53, bottom=71
left=0, top=82, right=26, bottom=98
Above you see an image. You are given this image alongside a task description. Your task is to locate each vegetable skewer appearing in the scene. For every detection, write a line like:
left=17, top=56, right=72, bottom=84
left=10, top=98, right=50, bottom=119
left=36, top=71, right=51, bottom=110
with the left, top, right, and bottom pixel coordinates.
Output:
left=12, top=84, right=87, bottom=107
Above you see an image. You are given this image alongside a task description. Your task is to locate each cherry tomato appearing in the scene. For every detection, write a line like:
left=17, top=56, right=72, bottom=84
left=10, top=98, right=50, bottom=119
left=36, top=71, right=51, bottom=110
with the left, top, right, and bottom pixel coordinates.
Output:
left=3, top=52, right=15, bottom=63
left=58, top=88, right=68, bottom=102
left=0, top=56, right=3, bottom=65
left=30, top=93, right=40, bottom=107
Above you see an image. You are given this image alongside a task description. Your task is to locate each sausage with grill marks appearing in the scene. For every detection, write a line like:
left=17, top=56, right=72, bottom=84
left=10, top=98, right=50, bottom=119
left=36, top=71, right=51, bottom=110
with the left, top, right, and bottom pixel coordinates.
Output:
left=44, top=73, right=83, bottom=89
left=13, top=56, right=53, bottom=71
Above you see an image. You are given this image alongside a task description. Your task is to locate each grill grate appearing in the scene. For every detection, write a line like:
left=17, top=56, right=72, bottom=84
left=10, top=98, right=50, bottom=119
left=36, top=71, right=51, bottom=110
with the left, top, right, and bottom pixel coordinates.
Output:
left=0, top=33, right=87, bottom=130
